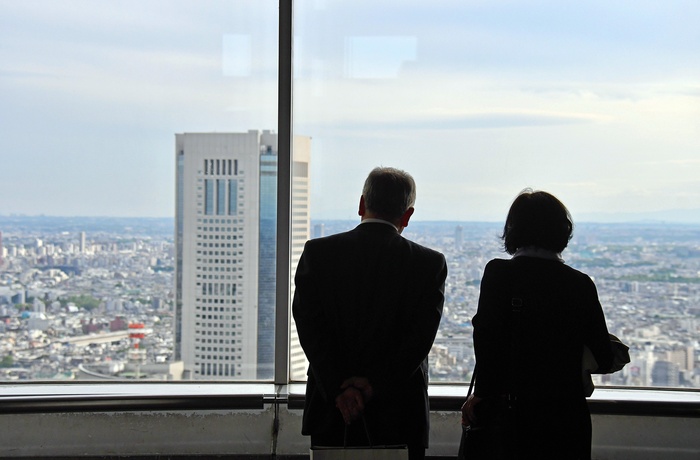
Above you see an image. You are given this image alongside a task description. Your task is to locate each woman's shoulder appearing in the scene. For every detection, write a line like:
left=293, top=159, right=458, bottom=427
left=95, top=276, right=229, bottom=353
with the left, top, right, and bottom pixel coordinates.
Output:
left=482, top=258, right=519, bottom=284
left=485, top=256, right=593, bottom=280
left=484, top=257, right=511, bottom=272
left=540, top=261, right=599, bottom=296
left=559, top=261, right=595, bottom=282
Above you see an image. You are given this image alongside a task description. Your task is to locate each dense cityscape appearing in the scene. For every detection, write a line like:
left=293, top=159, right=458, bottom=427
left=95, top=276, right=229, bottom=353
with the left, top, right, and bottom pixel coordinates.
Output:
left=0, top=216, right=698, bottom=388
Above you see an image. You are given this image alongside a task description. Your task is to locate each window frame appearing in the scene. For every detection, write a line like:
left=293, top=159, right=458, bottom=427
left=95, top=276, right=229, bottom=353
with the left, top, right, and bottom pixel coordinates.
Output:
left=274, top=0, right=293, bottom=385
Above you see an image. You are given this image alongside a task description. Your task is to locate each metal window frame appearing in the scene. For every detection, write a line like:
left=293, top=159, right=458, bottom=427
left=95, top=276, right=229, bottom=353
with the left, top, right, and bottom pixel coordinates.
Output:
left=275, top=0, right=293, bottom=385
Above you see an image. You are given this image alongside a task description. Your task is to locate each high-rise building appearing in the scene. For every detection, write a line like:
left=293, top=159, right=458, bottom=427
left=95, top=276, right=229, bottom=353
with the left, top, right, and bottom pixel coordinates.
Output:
left=313, top=223, right=325, bottom=239
left=667, top=343, right=695, bottom=373
left=289, top=136, right=312, bottom=380
left=257, top=142, right=277, bottom=379
left=175, top=130, right=310, bottom=380
left=652, top=360, right=680, bottom=387
left=455, top=225, right=464, bottom=250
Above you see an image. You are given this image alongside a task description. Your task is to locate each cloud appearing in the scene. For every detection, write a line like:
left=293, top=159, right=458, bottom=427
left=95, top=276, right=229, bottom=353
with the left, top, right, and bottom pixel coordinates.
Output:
left=2, top=0, right=698, bottom=219
left=634, top=159, right=700, bottom=167
left=344, top=36, right=417, bottom=79
left=331, top=110, right=603, bottom=132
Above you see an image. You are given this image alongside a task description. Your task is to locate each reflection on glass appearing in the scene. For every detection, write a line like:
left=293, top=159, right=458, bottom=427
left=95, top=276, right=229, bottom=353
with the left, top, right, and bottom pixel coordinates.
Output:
left=0, top=1, right=278, bottom=381
left=293, top=1, right=700, bottom=386
left=0, top=1, right=697, bottom=388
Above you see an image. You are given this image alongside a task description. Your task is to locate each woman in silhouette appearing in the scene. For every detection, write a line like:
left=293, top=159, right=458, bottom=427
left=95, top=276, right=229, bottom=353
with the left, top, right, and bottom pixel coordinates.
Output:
left=463, top=189, right=614, bottom=459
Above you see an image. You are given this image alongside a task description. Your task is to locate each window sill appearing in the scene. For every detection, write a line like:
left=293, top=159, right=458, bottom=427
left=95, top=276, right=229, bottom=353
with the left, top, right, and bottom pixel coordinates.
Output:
left=1, top=382, right=698, bottom=417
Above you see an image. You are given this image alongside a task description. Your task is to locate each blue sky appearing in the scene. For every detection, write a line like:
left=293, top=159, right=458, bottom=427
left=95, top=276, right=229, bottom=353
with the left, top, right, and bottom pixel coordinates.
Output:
left=1, top=0, right=698, bottom=222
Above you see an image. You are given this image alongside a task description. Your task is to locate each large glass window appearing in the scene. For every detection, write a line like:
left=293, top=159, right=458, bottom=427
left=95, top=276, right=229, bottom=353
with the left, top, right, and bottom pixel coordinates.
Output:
left=293, top=1, right=700, bottom=387
left=0, top=1, right=697, bottom=389
left=0, top=0, right=279, bottom=381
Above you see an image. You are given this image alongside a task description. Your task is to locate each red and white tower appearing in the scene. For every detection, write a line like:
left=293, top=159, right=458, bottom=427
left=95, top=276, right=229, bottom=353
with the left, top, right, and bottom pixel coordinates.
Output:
left=128, top=322, right=147, bottom=379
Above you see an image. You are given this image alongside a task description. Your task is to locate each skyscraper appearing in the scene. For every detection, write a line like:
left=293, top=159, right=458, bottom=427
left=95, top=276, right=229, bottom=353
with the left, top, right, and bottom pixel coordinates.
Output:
left=455, top=225, right=463, bottom=250
left=174, top=130, right=310, bottom=380
left=289, top=136, right=312, bottom=380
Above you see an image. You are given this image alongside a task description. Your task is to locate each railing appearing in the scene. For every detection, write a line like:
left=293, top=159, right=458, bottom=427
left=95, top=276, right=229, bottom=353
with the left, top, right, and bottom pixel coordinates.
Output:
left=0, top=383, right=698, bottom=459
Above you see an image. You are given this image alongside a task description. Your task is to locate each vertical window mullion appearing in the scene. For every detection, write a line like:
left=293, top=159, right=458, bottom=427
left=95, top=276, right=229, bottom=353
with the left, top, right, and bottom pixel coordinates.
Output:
left=275, top=0, right=293, bottom=385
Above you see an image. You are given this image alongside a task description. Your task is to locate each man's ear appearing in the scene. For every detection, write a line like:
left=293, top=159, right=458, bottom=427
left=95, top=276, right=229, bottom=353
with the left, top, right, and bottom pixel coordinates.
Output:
left=400, top=207, right=415, bottom=228
left=358, top=196, right=366, bottom=217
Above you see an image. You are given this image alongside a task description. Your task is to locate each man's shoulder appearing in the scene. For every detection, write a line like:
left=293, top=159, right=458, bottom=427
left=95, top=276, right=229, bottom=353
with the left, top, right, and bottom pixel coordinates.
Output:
left=404, top=237, right=445, bottom=260
left=398, top=239, right=446, bottom=280
left=304, top=228, right=356, bottom=246
left=300, top=229, right=358, bottom=257
left=304, top=225, right=444, bottom=261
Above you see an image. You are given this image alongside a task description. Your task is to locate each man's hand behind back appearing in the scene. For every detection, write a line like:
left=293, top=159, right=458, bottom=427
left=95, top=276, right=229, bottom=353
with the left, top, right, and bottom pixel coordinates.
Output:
left=335, top=377, right=374, bottom=425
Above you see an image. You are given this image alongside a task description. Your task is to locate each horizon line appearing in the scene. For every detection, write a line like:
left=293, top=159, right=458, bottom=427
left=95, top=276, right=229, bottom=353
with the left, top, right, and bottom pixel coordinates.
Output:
left=1, top=215, right=700, bottom=225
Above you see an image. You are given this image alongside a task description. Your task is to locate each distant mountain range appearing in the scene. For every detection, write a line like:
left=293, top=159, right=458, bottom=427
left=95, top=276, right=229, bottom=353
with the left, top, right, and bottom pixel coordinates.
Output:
left=577, top=208, right=700, bottom=224
left=1, top=209, right=700, bottom=235
left=0, top=215, right=173, bottom=237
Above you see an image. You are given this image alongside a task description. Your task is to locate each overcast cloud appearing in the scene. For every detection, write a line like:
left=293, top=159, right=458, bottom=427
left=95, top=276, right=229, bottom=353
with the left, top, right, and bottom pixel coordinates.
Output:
left=0, top=0, right=698, bottom=222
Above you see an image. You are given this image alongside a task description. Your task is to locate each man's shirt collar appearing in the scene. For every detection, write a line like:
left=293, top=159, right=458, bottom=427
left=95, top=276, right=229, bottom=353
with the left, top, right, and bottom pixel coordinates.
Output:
left=360, top=218, right=399, bottom=231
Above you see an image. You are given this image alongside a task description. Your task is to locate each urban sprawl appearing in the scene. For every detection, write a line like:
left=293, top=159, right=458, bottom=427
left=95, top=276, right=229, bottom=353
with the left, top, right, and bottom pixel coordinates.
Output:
left=0, top=217, right=698, bottom=388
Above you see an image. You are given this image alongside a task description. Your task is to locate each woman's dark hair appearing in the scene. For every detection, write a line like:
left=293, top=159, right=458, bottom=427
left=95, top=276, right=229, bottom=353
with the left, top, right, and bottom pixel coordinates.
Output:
left=502, top=189, right=573, bottom=255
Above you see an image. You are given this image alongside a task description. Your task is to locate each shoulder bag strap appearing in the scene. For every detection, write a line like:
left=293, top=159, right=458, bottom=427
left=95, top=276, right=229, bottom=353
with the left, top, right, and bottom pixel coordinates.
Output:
left=467, top=365, right=476, bottom=397
left=508, top=268, right=525, bottom=408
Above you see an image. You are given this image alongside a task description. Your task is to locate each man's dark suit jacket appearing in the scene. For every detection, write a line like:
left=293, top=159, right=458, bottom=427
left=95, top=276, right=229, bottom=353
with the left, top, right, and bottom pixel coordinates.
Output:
left=292, top=221, right=447, bottom=449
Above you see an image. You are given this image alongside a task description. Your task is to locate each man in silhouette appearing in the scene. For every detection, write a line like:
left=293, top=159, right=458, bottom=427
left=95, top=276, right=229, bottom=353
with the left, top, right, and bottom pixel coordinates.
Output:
left=293, top=167, right=447, bottom=460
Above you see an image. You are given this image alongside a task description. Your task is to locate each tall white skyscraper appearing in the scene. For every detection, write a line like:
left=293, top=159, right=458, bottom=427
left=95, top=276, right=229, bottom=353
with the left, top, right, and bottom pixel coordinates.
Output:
left=80, top=231, right=86, bottom=254
left=175, top=130, right=310, bottom=380
left=289, top=136, right=311, bottom=380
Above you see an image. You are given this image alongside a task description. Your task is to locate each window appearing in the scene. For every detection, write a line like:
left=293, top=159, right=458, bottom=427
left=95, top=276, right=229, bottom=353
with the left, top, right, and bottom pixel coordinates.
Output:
left=0, top=1, right=697, bottom=389
left=0, top=0, right=279, bottom=382
left=292, top=1, right=700, bottom=387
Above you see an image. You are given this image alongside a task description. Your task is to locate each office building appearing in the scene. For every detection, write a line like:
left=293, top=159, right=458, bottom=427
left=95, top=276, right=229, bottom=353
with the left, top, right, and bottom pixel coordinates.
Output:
left=289, top=136, right=312, bottom=380
left=175, top=130, right=310, bottom=380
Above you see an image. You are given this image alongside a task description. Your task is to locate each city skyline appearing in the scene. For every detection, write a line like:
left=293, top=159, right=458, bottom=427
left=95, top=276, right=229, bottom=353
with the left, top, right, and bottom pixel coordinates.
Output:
left=1, top=1, right=698, bottom=221
left=0, top=215, right=697, bottom=387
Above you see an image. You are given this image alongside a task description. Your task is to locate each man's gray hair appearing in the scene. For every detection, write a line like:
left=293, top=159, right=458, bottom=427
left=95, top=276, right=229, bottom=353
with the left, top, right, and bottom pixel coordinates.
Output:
left=362, top=167, right=416, bottom=221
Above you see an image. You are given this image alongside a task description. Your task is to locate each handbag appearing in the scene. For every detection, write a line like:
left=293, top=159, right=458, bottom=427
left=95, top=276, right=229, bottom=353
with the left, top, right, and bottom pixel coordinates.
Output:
left=311, top=416, right=408, bottom=460
left=458, top=370, right=488, bottom=459
left=458, top=294, right=523, bottom=459
left=458, top=373, right=516, bottom=460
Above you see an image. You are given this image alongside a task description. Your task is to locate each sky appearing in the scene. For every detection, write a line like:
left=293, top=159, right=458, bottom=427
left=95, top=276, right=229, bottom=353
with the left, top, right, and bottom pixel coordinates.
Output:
left=1, top=0, right=699, bottom=222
